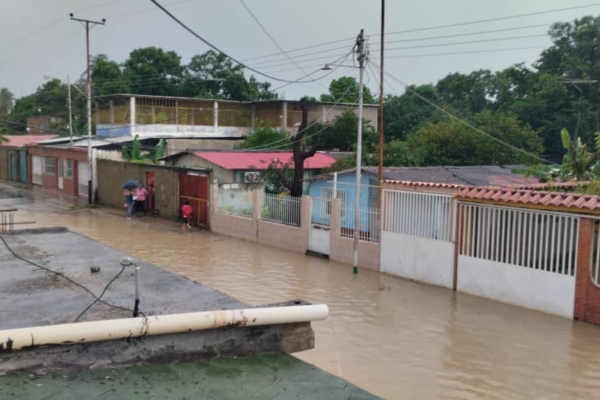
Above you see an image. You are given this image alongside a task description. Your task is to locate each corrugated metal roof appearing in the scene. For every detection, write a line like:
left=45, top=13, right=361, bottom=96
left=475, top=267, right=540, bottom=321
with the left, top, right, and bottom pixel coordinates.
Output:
left=383, top=180, right=466, bottom=189
left=192, top=151, right=336, bottom=170
left=456, top=186, right=600, bottom=212
left=1, top=135, right=57, bottom=147
left=310, top=165, right=539, bottom=187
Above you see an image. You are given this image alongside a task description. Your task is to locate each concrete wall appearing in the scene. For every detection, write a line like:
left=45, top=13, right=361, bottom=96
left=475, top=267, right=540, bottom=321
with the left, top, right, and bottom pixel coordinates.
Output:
left=381, top=233, right=455, bottom=289
left=328, top=199, right=380, bottom=271
left=210, top=186, right=311, bottom=255
left=96, top=159, right=180, bottom=219
left=457, top=255, right=576, bottom=318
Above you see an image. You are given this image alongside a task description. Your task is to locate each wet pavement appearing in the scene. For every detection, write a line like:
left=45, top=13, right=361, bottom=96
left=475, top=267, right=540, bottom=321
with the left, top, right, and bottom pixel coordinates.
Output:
left=2, top=184, right=600, bottom=399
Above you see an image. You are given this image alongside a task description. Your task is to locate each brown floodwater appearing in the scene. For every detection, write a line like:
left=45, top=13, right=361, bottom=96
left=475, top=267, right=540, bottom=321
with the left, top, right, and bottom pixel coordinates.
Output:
left=4, top=190, right=600, bottom=399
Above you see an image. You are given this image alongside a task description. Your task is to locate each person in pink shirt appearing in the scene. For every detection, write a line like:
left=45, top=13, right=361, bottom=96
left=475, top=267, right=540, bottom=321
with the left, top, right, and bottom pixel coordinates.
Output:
left=134, top=186, right=149, bottom=215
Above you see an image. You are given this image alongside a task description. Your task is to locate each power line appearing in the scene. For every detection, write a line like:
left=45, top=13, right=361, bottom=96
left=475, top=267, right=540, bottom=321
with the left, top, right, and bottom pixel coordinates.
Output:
left=149, top=0, right=332, bottom=85
left=386, top=45, right=547, bottom=59
left=369, top=60, right=556, bottom=165
left=0, top=234, right=137, bottom=320
left=383, top=3, right=600, bottom=38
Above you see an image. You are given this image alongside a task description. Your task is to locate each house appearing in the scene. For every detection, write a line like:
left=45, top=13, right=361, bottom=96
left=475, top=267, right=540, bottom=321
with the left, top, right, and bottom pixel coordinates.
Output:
left=26, top=136, right=161, bottom=198
left=308, top=165, right=540, bottom=211
left=160, top=150, right=336, bottom=190
left=0, top=135, right=57, bottom=183
left=26, top=116, right=59, bottom=135
left=94, top=94, right=379, bottom=139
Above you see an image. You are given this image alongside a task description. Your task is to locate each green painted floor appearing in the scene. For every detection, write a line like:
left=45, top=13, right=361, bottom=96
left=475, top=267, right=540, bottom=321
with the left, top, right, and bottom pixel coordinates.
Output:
left=0, top=354, right=380, bottom=399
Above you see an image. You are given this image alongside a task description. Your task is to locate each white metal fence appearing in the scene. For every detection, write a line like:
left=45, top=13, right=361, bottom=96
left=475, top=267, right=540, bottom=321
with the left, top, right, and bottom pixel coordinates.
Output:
left=459, top=203, right=578, bottom=276
left=382, top=190, right=453, bottom=242
left=217, top=188, right=253, bottom=218
left=340, top=204, right=380, bottom=243
left=262, top=193, right=301, bottom=227
left=311, top=197, right=332, bottom=226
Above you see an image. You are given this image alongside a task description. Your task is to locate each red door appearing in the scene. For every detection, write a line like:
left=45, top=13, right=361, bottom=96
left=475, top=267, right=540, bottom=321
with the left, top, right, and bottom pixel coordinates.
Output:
left=179, top=172, right=209, bottom=227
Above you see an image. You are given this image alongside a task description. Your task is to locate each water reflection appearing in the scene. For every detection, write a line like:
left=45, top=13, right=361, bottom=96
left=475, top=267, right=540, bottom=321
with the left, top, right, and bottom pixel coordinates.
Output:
left=4, top=193, right=600, bottom=399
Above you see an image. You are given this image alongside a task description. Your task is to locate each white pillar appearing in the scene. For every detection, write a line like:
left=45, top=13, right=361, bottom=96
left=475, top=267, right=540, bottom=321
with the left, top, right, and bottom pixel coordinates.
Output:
left=213, top=101, right=219, bottom=133
left=130, top=96, right=136, bottom=137
left=282, top=101, right=288, bottom=129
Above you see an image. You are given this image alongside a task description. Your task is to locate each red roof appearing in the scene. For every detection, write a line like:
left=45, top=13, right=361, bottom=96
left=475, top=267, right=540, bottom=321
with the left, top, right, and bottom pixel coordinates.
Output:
left=192, top=151, right=336, bottom=170
left=456, top=186, right=600, bottom=212
left=2, top=135, right=57, bottom=148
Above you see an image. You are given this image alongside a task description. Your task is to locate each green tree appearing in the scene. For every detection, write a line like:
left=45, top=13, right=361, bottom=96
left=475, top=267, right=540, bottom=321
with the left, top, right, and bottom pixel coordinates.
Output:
left=239, top=122, right=291, bottom=150
left=384, top=85, right=442, bottom=141
left=91, top=54, right=131, bottom=96
left=320, top=76, right=376, bottom=104
left=411, top=111, right=543, bottom=166
left=436, top=70, right=494, bottom=115
left=123, top=47, right=184, bottom=96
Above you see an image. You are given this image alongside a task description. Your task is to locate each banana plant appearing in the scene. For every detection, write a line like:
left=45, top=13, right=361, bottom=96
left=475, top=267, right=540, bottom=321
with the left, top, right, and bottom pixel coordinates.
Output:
left=560, top=128, right=599, bottom=181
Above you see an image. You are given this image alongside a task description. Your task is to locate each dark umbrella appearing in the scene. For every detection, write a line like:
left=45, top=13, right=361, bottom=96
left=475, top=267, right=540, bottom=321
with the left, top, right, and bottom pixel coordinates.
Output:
left=122, top=180, right=142, bottom=190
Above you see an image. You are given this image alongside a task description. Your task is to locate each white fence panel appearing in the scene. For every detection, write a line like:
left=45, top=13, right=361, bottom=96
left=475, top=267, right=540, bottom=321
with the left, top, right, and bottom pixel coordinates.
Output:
left=341, top=205, right=380, bottom=243
left=457, top=203, right=578, bottom=318
left=382, top=190, right=453, bottom=241
left=262, top=194, right=301, bottom=227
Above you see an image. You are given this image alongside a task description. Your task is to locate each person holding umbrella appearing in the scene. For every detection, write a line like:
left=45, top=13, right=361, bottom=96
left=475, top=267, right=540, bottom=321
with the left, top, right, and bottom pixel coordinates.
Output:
left=122, top=180, right=141, bottom=220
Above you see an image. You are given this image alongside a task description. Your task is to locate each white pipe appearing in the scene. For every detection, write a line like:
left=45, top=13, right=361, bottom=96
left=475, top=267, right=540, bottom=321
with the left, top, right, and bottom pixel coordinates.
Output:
left=0, top=305, right=328, bottom=352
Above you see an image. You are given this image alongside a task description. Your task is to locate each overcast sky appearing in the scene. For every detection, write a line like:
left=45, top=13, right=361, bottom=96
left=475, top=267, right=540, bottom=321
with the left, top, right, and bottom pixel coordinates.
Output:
left=1, top=0, right=599, bottom=101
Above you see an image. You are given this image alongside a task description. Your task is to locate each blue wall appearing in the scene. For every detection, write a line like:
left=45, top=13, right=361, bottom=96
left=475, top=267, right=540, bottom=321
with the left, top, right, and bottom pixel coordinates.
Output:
left=308, top=171, right=378, bottom=228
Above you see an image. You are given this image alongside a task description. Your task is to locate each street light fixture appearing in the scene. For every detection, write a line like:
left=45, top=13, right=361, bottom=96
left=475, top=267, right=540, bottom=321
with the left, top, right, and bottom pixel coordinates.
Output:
left=322, top=30, right=366, bottom=274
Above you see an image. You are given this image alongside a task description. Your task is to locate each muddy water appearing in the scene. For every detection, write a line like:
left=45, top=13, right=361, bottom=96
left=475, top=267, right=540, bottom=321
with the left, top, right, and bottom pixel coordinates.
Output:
left=5, top=193, right=600, bottom=399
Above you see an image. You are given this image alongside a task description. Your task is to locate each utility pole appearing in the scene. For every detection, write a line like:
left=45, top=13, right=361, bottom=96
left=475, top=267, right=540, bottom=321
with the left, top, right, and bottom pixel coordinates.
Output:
left=67, top=76, right=73, bottom=144
left=353, top=29, right=367, bottom=275
left=378, top=0, right=385, bottom=208
left=70, top=13, right=105, bottom=204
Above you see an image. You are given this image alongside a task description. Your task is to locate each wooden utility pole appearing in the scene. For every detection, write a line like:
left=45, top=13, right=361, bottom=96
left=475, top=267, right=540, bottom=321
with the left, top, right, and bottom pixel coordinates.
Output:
left=289, top=98, right=317, bottom=197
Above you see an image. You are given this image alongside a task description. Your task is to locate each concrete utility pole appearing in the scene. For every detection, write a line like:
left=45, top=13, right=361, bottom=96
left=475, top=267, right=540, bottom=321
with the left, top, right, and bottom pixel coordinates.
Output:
left=353, top=29, right=367, bottom=275
left=378, top=0, right=385, bottom=208
left=67, top=76, right=73, bottom=144
left=70, top=14, right=105, bottom=204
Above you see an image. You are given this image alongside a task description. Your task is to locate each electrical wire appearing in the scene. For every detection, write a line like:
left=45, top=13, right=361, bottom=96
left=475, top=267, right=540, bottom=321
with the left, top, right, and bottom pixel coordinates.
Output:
left=74, top=264, right=126, bottom=321
left=0, top=234, right=136, bottom=319
left=386, top=45, right=547, bottom=59
left=149, top=0, right=329, bottom=84
left=241, top=3, right=600, bottom=64
left=369, top=60, right=557, bottom=165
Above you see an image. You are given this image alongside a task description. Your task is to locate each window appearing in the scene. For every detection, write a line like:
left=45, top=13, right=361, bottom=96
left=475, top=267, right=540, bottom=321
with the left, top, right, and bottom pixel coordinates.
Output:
left=44, top=157, right=56, bottom=175
left=321, top=187, right=347, bottom=216
left=64, top=159, right=74, bottom=179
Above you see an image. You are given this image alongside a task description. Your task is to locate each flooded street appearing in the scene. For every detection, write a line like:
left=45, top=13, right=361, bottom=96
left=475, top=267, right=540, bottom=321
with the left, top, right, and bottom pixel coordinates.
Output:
left=3, top=188, right=600, bottom=399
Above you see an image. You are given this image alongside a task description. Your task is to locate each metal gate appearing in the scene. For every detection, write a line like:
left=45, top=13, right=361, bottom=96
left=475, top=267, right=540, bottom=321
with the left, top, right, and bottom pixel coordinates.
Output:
left=309, top=198, right=331, bottom=256
left=179, top=172, right=209, bottom=227
left=32, top=155, right=42, bottom=185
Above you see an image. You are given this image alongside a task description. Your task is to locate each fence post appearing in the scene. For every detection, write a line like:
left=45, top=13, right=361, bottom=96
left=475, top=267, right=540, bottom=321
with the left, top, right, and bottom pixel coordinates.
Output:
left=301, top=196, right=311, bottom=229
left=253, top=189, right=263, bottom=222
left=210, top=183, right=219, bottom=215
left=331, top=198, right=342, bottom=236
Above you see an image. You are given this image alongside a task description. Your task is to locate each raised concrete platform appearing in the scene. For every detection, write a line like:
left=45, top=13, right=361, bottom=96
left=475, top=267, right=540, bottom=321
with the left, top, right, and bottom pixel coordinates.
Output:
left=0, top=229, right=314, bottom=373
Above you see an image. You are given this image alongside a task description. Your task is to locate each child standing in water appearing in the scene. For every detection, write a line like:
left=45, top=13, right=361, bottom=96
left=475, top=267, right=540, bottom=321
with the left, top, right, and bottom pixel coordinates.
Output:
left=181, top=200, right=193, bottom=231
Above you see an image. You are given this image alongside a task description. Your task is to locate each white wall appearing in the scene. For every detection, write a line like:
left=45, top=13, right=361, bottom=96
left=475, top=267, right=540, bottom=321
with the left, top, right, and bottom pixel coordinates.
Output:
left=380, top=232, right=455, bottom=289
left=457, top=256, right=576, bottom=318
